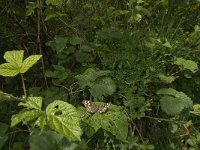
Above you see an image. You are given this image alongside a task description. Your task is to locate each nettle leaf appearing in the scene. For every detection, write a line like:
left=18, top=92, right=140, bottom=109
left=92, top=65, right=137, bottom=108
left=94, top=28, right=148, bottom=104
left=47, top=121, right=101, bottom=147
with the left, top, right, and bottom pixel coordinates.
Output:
left=89, top=77, right=116, bottom=98
left=0, top=50, right=42, bottom=77
left=46, top=100, right=82, bottom=141
left=11, top=97, right=45, bottom=128
left=174, top=57, right=199, bottom=73
left=157, top=88, right=193, bottom=115
left=80, top=105, right=128, bottom=142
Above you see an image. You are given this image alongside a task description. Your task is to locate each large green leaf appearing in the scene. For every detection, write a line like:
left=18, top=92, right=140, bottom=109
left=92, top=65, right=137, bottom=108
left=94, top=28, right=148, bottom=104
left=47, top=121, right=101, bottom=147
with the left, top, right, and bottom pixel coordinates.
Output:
left=80, top=104, right=128, bottom=142
left=46, top=100, right=82, bottom=141
left=174, top=57, right=199, bottom=73
left=20, top=55, right=42, bottom=73
left=157, top=88, right=193, bottom=115
left=0, top=50, right=42, bottom=77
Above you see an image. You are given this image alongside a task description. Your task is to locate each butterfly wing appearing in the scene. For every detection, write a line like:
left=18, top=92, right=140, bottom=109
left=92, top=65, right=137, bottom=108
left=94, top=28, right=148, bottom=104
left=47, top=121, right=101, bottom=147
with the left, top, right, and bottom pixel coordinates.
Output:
left=97, top=102, right=111, bottom=113
left=82, top=100, right=98, bottom=113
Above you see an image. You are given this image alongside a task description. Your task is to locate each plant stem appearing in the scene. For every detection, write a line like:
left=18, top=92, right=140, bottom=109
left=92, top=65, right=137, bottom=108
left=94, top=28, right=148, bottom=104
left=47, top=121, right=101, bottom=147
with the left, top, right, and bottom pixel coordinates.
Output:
left=20, top=73, right=27, bottom=98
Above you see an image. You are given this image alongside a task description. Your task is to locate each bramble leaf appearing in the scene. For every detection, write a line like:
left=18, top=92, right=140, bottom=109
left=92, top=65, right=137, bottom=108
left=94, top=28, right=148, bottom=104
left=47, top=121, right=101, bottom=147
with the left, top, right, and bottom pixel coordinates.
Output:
left=46, top=100, right=82, bottom=141
left=80, top=104, right=128, bottom=142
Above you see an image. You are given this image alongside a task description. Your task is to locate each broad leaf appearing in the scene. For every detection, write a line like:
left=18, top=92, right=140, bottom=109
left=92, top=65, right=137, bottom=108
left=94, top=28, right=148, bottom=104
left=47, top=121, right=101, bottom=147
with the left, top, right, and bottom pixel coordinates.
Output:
left=89, top=77, right=116, bottom=98
left=0, top=63, right=19, bottom=76
left=46, top=100, right=82, bottom=141
left=4, top=50, right=24, bottom=67
left=20, top=55, right=42, bottom=73
left=157, top=88, right=193, bottom=115
left=0, top=50, right=42, bottom=77
left=80, top=105, right=128, bottom=142
left=174, top=57, right=198, bottom=73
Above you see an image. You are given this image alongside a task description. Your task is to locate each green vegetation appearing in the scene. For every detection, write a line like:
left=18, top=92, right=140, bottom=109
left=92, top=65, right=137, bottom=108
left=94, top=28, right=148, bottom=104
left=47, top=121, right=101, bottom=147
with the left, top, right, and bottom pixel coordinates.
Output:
left=0, top=0, right=200, bottom=149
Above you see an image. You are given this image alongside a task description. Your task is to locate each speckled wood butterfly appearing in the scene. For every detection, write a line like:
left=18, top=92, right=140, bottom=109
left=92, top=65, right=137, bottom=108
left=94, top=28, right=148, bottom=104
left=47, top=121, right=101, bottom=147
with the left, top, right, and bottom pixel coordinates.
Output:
left=82, top=100, right=111, bottom=113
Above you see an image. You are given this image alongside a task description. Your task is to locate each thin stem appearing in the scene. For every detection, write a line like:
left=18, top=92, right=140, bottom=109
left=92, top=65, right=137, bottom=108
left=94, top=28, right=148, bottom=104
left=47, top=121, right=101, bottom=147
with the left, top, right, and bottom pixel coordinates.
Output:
left=20, top=73, right=27, bottom=98
left=37, top=0, right=48, bottom=88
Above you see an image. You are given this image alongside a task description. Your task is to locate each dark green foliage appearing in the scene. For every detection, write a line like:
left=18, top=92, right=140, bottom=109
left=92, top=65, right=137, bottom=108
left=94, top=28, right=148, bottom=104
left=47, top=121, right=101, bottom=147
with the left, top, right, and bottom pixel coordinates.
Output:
left=0, top=0, right=200, bottom=149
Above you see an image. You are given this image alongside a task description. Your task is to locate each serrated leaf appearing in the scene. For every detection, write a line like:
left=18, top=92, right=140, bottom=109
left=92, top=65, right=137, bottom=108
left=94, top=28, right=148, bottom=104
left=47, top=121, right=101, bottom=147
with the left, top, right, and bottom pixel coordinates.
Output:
left=0, top=63, right=19, bottom=76
left=4, top=50, right=24, bottom=67
left=46, top=100, right=81, bottom=141
left=11, top=109, right=43, bottom=127
left=174, top=57, right=198, bottom=73
left=89, top=77, right=116, bottom=98
left=18, top=97, right=43, bottom=110
left=80, top=105, right=128, bottom=141
left=0, top=50, right=42, bottom=77
left=157, top=88, right=193, bottom=115
left=20, top=55, right=42, bottom=73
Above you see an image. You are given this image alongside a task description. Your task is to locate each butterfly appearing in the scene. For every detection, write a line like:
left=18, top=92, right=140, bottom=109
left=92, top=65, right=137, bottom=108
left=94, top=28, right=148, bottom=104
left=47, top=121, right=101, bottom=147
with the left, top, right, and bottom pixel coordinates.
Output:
left=82, top=100, right=111, bottom=113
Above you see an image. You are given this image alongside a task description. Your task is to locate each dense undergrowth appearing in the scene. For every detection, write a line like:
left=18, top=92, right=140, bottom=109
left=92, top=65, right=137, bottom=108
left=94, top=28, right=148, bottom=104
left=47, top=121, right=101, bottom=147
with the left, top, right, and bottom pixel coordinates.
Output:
left=0, top=0, right=200, bottom=149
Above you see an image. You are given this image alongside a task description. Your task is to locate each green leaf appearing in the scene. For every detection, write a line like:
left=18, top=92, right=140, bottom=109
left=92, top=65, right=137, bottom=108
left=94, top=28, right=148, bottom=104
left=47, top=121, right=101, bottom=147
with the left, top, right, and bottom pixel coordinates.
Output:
left=11, top=109, right=44, bottom=127
left=157, top=88, right=193, bottom=115
left=47, top=36, right=68, bottom=53
left=46, top=0, right=63, bottom=7
left=11, top=97, right=44, bottom=127
left=89, top=77, right=116, bottom=98
left=46, top=100, right=82, bottom=141
left=20, top=55, right=42, bottom=73
left=174, top=57, right=199, bottom=73
left=29, top=128, right=78, bottom=150
left=80, top=105, right=128, bottom=142
left=26, top=2, right=36, bottom=16
left=4, top=50, right=24, bottom=67
left=158, top=74, right=176, bottom=84
left=0, top=50, right=42, bottom=77
left=0, top=63, right=19, bottom=76
left=68, top=36, right=83, bottom=45
left=18, top=97, right=43, bottom=110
